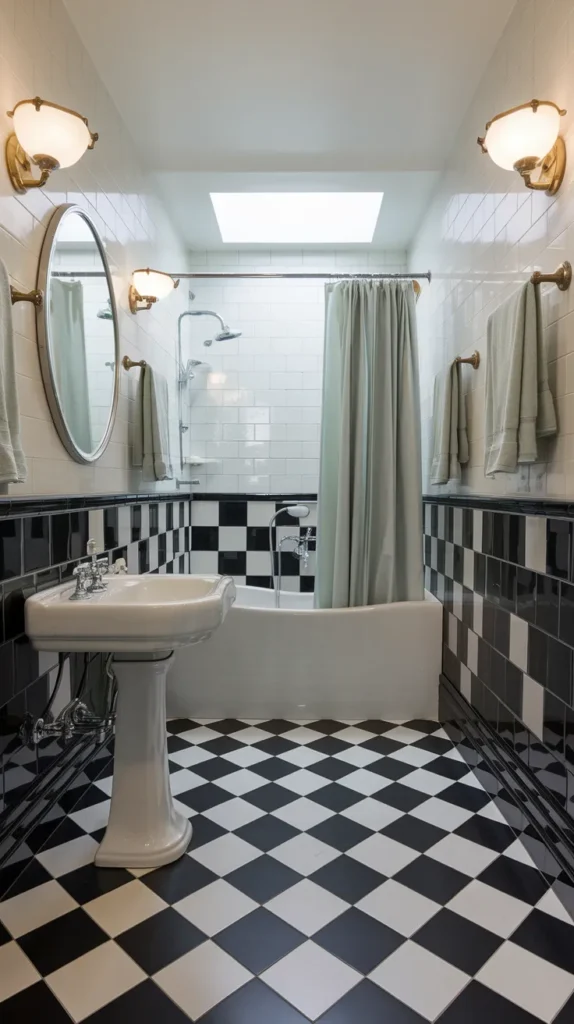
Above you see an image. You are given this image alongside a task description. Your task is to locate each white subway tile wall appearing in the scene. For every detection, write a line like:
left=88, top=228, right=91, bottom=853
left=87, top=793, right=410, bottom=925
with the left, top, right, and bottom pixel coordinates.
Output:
left=410, top=0, right=574, bottom=499
left=0, top=0, right=188, bottom=496
left=181, top=251, right=406, bottom=493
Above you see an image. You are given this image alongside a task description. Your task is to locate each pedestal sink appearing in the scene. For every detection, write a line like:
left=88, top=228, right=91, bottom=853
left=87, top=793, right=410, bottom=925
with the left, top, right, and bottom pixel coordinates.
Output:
left=25, top=574, right=235, bottom=868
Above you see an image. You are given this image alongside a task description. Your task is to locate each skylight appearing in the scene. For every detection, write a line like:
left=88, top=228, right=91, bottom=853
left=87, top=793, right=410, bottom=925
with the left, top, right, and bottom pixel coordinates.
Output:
left=210, top=192, right=383, bottom=244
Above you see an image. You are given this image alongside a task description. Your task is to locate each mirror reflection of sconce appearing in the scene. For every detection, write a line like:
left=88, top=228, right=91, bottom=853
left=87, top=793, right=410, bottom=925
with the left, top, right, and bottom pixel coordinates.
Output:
left=5, top=97, right=98, bottom=194
left=129, top=268, right=179, bottom=314
left=477, top=99, right=567, bottom=196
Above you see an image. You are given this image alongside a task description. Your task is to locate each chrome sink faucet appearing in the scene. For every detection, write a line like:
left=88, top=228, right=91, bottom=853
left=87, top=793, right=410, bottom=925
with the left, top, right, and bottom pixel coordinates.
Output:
left=87, top=538, right=110, bottom=592
left=69, top=540, right=110, bottom=600
left=70, top=563, right=93, bottom=601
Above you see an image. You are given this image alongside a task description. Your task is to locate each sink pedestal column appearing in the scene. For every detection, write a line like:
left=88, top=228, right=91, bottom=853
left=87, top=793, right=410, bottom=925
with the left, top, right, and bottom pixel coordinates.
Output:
left=95, top=651, right=192, bottom=869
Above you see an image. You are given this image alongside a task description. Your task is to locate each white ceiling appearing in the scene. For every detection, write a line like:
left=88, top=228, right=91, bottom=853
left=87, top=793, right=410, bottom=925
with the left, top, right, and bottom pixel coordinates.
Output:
left=65, top=0, right=515, bottom=250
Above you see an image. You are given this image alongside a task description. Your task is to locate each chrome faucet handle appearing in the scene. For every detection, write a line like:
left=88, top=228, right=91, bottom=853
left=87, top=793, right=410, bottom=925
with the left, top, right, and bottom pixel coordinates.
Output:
left=85, top=539, right=109, bottom=592
left=70, top=564, right=93, bottom=601
left=88, top=557, right=110, bottom=592
left=112, top=557, right=128, bottom=574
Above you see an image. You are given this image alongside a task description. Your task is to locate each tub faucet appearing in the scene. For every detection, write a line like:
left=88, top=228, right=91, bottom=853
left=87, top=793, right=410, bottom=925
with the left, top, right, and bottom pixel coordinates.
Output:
left=274, top=529, right=314, bottom=605
left=296, top=528, right=313, bottom=570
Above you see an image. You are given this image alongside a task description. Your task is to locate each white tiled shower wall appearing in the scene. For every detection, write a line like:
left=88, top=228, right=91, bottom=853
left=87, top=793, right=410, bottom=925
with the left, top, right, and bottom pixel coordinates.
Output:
left=410, top=0, right=574, bottom=499
left=181, top=250, right=406, bottom=494
left=0, top=0, right=187, bottom=496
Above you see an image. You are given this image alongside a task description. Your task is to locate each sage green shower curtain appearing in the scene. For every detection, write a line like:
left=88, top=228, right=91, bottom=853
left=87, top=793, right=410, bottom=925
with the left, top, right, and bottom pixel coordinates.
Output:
left=50, top=278, right=92, bottom=454
left=315, top=280, right=423, bottom=608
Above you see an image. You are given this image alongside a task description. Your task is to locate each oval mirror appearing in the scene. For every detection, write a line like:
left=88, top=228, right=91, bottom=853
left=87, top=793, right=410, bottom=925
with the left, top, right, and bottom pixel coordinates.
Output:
left=36, top=204, right=119, bottom=463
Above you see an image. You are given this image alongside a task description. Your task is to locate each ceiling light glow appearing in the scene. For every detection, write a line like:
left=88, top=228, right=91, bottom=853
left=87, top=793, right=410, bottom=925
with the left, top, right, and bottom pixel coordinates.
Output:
left=210, top=192, right=383, bottom=244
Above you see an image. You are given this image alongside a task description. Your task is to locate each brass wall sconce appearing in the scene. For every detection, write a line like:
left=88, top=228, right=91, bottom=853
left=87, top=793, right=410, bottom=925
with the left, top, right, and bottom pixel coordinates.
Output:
left=6, top=97, right=98, bottom=194
left=478, top=99, right=567, bottom=196
left=129, top=269, right=179, bottom=314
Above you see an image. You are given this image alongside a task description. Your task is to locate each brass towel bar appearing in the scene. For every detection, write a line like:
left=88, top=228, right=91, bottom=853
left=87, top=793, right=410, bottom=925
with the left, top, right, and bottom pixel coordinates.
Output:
left=122, top=355, right=146, bottom=370
left=453, top=263, right=572, bottom=372
left=10, top=286, right=43, bottom=307
left=531, top=261, right=572, bottom=290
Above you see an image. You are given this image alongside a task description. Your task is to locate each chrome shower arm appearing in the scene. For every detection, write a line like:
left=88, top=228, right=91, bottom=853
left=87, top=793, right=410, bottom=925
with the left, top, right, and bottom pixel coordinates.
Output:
left=187, top=309, right=226, bottom=330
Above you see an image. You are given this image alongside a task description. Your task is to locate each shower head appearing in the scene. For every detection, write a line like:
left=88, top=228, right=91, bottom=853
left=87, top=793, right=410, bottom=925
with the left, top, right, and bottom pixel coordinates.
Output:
left=213, top=327, right=242, bottom=342
left=286, top=504, right=310, bottom=518
left=185, top=308, right=242, bottom=345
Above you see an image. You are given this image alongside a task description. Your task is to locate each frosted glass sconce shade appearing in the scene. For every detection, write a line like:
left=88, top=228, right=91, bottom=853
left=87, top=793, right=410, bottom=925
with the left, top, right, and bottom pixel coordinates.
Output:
left=6, top=97, right=98, bottom=193
left=129, top=269, right=179, bottom=314
left=478, top=100, right=566, bottom=195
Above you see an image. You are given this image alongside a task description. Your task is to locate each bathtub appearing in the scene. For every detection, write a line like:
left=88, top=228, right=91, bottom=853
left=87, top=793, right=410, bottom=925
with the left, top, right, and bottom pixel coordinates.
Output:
left=167, top=585, right=442, bottom=721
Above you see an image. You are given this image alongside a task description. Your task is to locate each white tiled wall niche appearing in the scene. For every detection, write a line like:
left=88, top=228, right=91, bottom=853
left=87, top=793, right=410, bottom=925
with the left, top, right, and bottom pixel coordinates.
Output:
left=410, top=0, right=574, bottom=499
left=181, top=251, right=406, bottom=494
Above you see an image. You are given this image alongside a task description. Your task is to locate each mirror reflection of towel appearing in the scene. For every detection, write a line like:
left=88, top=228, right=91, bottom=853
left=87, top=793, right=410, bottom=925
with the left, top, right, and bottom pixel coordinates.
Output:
left=50, top=278, right=93, bottom=454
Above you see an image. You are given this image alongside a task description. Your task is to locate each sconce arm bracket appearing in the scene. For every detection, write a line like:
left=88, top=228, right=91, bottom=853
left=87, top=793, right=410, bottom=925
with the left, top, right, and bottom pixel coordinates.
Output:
left=514, top=136, right=567, bottom=196
left=5, top=135, right=54, bottom=194
left=128, top=284, right=158, bottom=315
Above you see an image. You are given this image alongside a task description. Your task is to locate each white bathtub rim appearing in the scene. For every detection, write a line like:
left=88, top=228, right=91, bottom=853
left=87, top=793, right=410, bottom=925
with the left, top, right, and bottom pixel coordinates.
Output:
left=234, top=584, right=438, bottom=613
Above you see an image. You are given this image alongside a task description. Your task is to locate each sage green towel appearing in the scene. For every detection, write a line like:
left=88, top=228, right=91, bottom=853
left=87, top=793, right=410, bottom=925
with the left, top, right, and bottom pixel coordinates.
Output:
left=0, top=259, right=26, bottom=483
left=430, top=361, right=468, bottom=485
left=132, top=364, right=173, bottom=481
left=485, top=282, right=556, bottom=476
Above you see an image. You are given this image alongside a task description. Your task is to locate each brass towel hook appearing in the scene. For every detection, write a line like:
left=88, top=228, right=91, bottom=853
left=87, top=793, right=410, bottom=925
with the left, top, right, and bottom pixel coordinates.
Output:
left=455, top=351, right=480, bottom=370
left=122, top=355, right=146, bottom=370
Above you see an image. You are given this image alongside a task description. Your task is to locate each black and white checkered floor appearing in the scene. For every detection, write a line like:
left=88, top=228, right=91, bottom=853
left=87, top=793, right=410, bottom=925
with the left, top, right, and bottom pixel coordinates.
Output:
left=2, top=719, right=574, bottom=1023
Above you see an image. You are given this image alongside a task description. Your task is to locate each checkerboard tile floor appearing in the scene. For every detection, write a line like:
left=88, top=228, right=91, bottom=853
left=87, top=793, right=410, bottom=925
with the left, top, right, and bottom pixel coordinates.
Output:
left=2, top=719, right=574, bottom=1022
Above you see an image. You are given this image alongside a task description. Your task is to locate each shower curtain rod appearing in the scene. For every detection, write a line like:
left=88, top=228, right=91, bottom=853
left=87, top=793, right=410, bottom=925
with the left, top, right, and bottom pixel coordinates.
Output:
left=167, top=271, right=432, bottom=282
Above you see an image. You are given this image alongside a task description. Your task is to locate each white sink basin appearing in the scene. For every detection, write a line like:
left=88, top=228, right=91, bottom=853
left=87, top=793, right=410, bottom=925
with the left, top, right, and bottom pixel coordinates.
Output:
left=24, top=572, right=236, bottom=870
left=25, top=573, right=236, bottom=652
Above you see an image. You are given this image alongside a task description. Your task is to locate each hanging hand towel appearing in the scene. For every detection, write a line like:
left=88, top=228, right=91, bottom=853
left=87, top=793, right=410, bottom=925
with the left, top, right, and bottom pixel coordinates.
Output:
left=132, top=364, right=173, bottom=481
left=430, top=360, right=468, bottom=485
left=0, top=260, right=27, bottom=483
left=484, top=281, right=556, bottom=476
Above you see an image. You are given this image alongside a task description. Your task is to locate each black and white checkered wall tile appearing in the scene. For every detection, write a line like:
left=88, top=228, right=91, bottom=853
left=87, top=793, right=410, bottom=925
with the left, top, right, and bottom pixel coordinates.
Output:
left=0, top=493, right=192, bottom=884
left=423, top=498, right=574, bottom=821
left=190, top=497, right=317, bottom=591
left=109, top=497, right=190, bottom=575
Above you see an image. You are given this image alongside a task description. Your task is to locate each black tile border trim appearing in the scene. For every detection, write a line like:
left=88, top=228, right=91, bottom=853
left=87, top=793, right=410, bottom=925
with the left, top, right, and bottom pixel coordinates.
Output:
left=423, top=494, right=574, bottom=518
left=192, top=493, right=318, bottom=502
left=440, top=674, right=574, bottom=886
left=0, top=492, right=319, bottom=519
left=0, top=492, right=189, bottom=520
